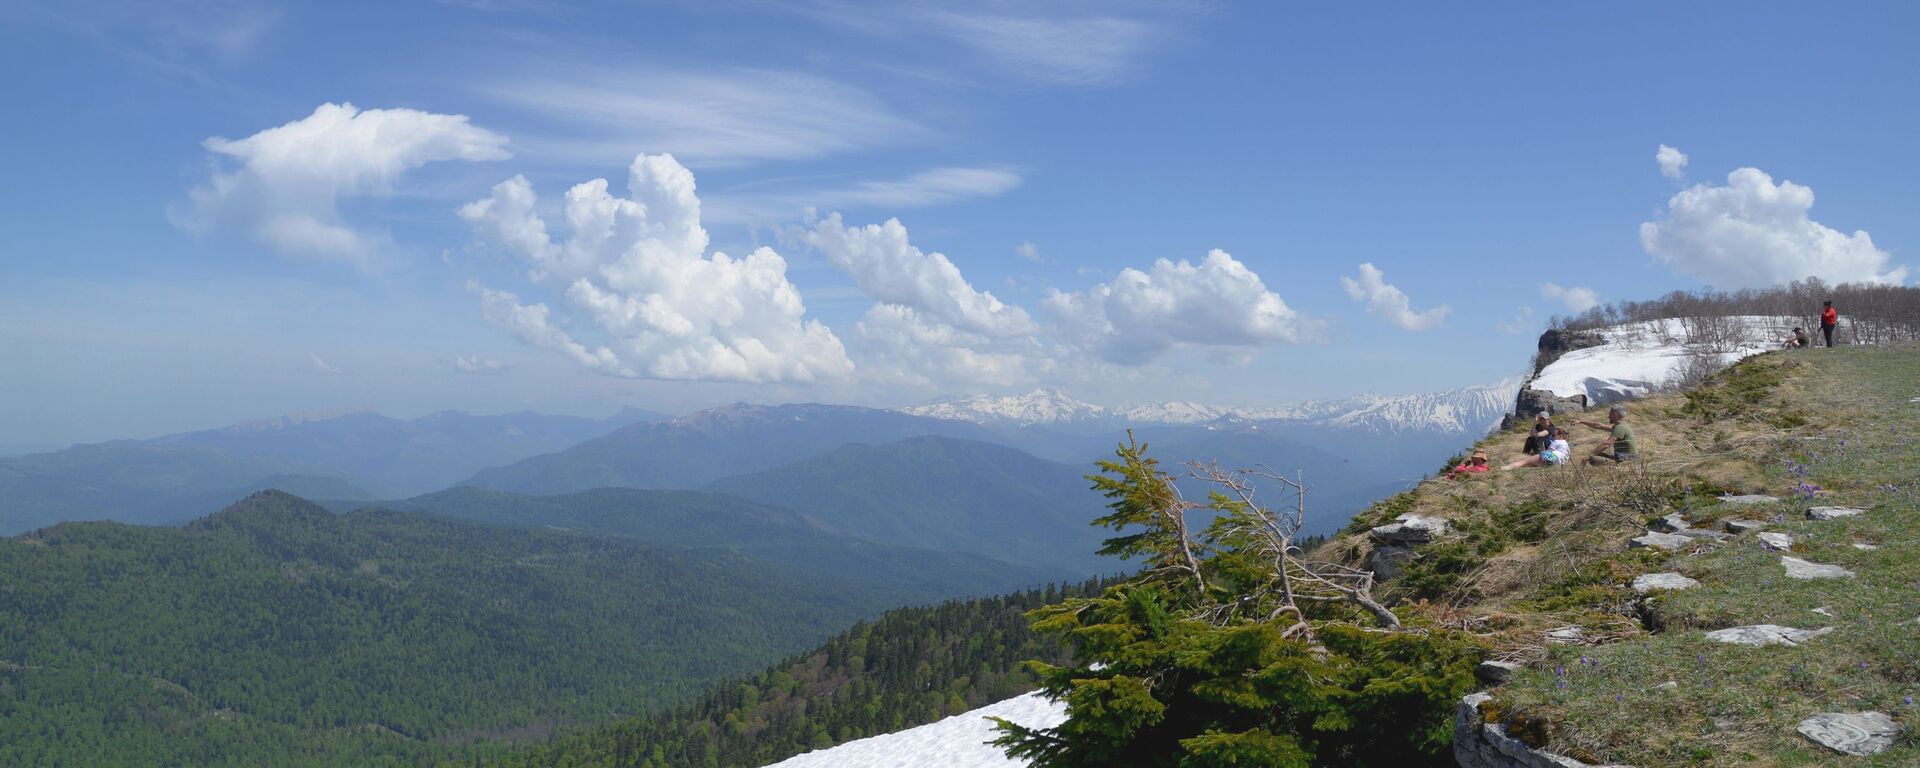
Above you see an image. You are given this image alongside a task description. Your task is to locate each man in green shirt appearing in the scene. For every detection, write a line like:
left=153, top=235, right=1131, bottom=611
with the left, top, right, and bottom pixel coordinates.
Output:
left=1576, top=405, right=1638, bottom=464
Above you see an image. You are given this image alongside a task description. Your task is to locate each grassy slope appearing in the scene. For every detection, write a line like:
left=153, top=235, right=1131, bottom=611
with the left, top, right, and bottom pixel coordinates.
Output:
left=1330, top=345, right=1919, bottom=766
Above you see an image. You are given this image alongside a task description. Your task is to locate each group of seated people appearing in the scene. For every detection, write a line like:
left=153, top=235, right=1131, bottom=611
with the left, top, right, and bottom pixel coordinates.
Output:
left=1446, top=405, right=1640, bottom=478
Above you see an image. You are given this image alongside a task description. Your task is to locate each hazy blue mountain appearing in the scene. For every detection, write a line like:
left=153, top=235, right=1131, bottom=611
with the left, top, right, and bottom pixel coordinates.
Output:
left=0, top=407, right=661, bottom=534
left=708, top=436, right=1116, bottom=576
left=157, top=406, right=663, bottom=496
left=0, top=491, right=1053, bottom=764
left=461, top=403, right=997, bottom=495
left=374, top=484, right=1072, bottom=596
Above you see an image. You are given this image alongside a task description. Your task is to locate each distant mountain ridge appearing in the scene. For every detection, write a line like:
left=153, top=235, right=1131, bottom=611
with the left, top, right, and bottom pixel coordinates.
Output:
left=460, top=403, right=996, bottom=496
left=901, top=376, right=1525, bottom=436
left=0, top=407, right=662, bottom=534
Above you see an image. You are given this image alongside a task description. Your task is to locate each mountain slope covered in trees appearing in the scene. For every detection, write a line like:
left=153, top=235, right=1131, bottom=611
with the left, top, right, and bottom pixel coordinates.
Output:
left=477, top=579, right=1115, bottom=768
left=0, top=492, right=1046, bottom=767
left=459, top=404, right=995, bottom=495
left=708, top=436, right=1114, bottom=576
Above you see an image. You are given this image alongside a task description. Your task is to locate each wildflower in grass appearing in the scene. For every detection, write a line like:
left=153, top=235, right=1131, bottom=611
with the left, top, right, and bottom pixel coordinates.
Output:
left=1904, top=696, right=1914, bottom=707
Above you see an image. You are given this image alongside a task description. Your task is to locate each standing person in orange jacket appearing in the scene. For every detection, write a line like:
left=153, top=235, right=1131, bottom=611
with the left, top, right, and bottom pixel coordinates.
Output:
left=1820, top=300, right=1838, bottom=348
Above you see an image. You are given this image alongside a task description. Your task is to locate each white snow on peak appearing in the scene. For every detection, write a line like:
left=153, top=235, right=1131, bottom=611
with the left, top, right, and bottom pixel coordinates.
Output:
left=1529, top=316, right=1794, bottom=406
left=906, top=388, right=1111, bottom=427
left=762, top=691, right=1065, bottom=768
left=904, top=377, right=1525, bottom=435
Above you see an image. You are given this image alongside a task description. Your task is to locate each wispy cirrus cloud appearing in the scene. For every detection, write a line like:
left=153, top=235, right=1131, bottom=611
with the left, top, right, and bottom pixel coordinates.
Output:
left=482, top=66, right=928, bottom=168
left=706, top=166, right=1022, bottom=224
left=765, top=0, right=1204, bottom=87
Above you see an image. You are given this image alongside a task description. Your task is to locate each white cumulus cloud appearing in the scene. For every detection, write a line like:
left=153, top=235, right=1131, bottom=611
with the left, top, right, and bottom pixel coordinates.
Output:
left=1540, top=283, right=1600, bottom=312
left=308, top=353, right=346, bottom=375
left=1339, top=263, right=1450, bottom=331
left=807, top=214, right=1036, bottom=337
left=461, top=154, right=853, bottom=383
left=1045, top=250, right=1317, bottom=364
left=1656, top=144, right=1688, bottom=181
left=1639, top=167, right=1908, bottom=290
left=852, top=304, right=1042, bottom=387
left=1497, top=306, right=1537, bottom=336
left=1015, top=241, right=1041, bottom=261
left=177, top=102, right=509, bottom=267
left=453, top=356, right=510, bottom=374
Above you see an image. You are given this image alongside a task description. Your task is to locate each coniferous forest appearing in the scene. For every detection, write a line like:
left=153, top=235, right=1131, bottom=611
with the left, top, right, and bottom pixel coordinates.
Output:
left=0, top=491, right=1074, bottom=767
left=485, top=578, right=1116, bottom=768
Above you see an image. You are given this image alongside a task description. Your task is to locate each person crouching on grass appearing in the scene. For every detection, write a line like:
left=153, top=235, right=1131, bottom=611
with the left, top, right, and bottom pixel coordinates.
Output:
left=1502, top=426, right=1570, bottom=470
left=1446, top=449, right=1492, bottom=479
left=1574, top=404, right=1638, bottom=465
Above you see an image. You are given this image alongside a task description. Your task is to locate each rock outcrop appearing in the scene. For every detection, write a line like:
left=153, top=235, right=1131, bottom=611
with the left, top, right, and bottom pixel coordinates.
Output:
left=1365, top=514, right=1450, bottom=579
left=1454, top=693, right=1632, bottom=768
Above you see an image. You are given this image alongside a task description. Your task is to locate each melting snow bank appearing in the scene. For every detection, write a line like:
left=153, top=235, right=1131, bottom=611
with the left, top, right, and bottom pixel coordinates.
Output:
left=763, top=691, right=1065, bottom=768
left=1530, top=316, right=1795, bottom=407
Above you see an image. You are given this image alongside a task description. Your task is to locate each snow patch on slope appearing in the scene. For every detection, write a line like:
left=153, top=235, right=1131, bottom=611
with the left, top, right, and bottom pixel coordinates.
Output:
left=763, top=691, right=1064, bottom=768
left=1531, top=317, right=1791, bottom=406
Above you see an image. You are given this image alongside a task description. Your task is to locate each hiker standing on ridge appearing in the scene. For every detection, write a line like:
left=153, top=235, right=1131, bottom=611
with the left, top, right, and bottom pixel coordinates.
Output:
left=1574, top=405, right=1638, bottom=464
left=1820, top=300, right=1839, bottom=348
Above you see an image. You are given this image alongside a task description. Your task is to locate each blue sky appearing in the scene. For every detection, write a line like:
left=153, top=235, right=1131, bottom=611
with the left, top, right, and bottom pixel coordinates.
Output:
left=3, top=1, right=1916, bottom=451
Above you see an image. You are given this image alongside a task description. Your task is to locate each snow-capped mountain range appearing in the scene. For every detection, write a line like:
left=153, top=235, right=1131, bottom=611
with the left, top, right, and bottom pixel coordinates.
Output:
left=902, top=375, right=1526, bottom=436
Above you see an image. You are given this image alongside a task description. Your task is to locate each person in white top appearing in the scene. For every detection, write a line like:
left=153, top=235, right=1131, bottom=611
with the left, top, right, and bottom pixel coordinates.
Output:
left=1501, top=426, right=1571, bottom=470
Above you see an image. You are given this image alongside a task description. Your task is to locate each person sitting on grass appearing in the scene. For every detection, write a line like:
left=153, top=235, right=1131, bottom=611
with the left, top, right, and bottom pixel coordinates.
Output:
left=1502, top=426, right=1570, bottom=470
left=1446, top=449, right=1492, bottom=478
left=1521, top=411, right=1554, bottom=454
left=1574, top=404, right=1638, bottom=464
left=1782, top=327, right=1810, bottom=349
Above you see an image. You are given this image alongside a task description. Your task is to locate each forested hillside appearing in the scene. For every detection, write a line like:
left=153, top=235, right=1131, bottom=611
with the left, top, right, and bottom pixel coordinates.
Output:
left=0, top=492, right=1047, bottom=767
left=710, top=436, right=1114, bottom=576
left=481, top=579, right=1115, bottom=768
left=460, top=403, right=993, bottom=495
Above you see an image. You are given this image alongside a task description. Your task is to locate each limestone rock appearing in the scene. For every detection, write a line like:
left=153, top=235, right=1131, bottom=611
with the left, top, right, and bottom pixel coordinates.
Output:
left=1477, top=660, right=1524, bottom=686
left=1653, top=513, right=1689, bottom=533
left=1704, top=624, right=1834, bottom=646
left=1718, top=494, right=1780, bottom=505
left=1756, top=532, right=1794, bottom=551
left=1454, top=693, right=1631, bottom=768
left=1364, top=544, right=1416, bottom=580
left=1807, top=506, right=1865, bottom=520
left=1630, top=573, right=1699, bottom=593
left=1544, top=626, right=1586, bottom=644
left=1853, top=542, right=1879, bottom=551
left=1629, top=532, right=1692, bottom=550
left=1781, top=556, right=1854, bottom=579
left=1674, top=528, right=1731, bottom=543
left=1369, top=515, right=1450, bottom=545
left=1797, top=711, right=1898, bottom=756
left=1722, top=519, right=1766, bottom=533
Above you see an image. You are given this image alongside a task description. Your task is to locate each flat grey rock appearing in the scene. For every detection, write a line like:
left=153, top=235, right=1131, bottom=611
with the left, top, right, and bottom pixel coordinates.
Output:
left=1722, top=519, right=1767, bottom=533
left=1476, top=660, right=1524, bottom=686
left=1631, top=572, right=1699, bottom=592
left=1811, top=606, right=1834, bottom=617
left=1718, top=494, right=1780, bottom=505
left=1370, top=514, right=1451, bottom=545
left=1629, top=531, right=1693, bottom=550
left=1853, top=542, right=1879, bottom=551
left=1544, top=626, right=1587, bottom=644
left=1364, top=544, right=1416, bottom=580
left=1704, top=624, right=1834, bottom=646
left=1675, top=528, right=1731, bottom=542
left=1653, top=513, right=1690, bottom=533
left=1807, top=506, right=1866, bottom=520
left=1757, top=532, right=1794, bottom=551
left=1781, top=556, right=1854, bottom=579
left=1797, top=711, right=1899, bottom=756
left=1454, top=693, right=1630, bottom=768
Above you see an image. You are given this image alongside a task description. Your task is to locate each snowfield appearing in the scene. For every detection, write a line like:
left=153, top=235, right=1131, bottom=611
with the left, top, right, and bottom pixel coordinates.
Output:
left=1530, top=317, right=1796, bottom=407
left=763, top=692, right=1064, bottom=768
